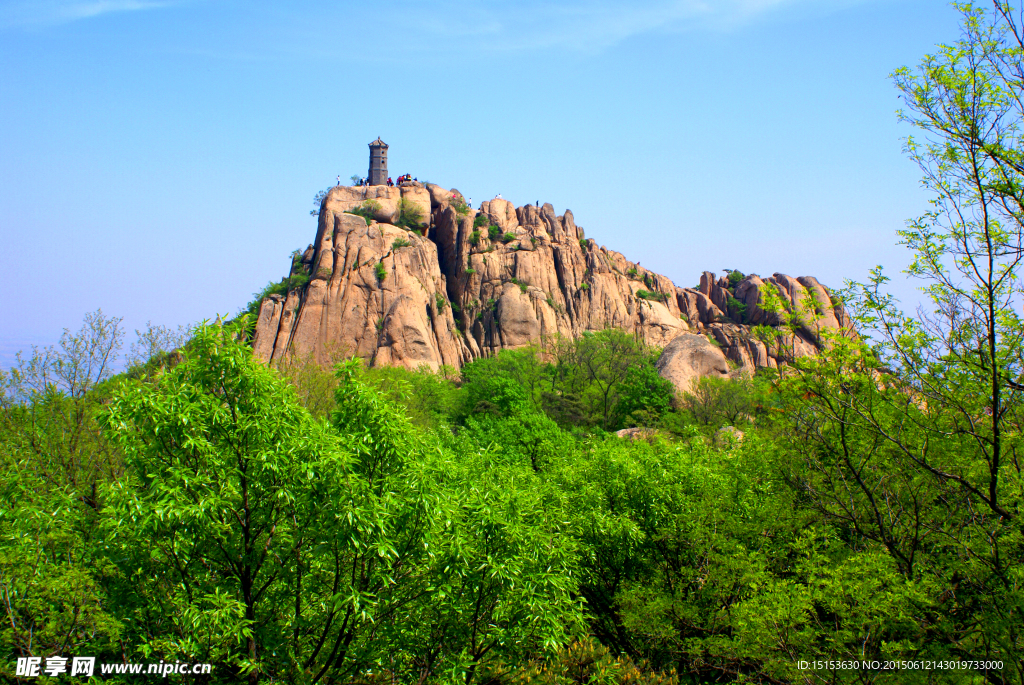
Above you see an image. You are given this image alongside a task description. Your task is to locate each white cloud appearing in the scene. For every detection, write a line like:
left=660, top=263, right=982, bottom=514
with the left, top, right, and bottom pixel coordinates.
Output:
left=397, top=0, right=879, bottom=52
left=1, top=0, right=181, bottom=28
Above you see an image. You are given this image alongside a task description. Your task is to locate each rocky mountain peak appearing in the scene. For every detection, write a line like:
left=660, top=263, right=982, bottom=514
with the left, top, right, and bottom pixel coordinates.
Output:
left=252, top=182, right=853, bottom=393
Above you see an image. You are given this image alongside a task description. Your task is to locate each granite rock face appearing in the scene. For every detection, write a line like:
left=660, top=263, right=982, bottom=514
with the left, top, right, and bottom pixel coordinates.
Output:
left=252, top=184, right=853, bottom=392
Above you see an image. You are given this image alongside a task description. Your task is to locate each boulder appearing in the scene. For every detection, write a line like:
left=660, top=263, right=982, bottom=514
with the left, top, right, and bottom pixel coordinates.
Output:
left=323, top=185, right=401, bottom=224
left=615, top=426, right=656, bottom=441
left=479, top=198, right=519, bottom=232
left=656, top=333, right=731, bottom=396
left=715, top=425, right=745, bottom=447
left=425, top=183, right=452, bottom=209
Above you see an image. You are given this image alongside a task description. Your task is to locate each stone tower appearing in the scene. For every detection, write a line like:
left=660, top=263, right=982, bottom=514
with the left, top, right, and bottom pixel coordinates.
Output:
left=368, top=137, right=388, bottom=186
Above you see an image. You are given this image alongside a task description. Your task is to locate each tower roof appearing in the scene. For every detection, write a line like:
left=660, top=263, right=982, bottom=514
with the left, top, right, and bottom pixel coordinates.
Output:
left=368, top=137, right=388, bottom=148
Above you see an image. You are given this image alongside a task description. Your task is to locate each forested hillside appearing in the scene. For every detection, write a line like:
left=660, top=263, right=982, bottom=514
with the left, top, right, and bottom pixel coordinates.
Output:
left=2, top=3, right=1023, bottom=683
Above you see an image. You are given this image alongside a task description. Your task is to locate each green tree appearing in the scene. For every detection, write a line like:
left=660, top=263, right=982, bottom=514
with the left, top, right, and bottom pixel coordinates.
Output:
left=126, top=320, right=190, bottom=370
left=552, top=435, right=925, bottom=682
left=680, top=375, right=754, bottom=428
left=551, top=330, right=656, bottom=430
left=310, top=188, right=331, bottom=218
left=758, top=3, right=1024, bottom=677
left=0, top=309, right=125, bottom=495
left=101, top=320, right=352, bottom=682
left=326, top=360, right=584, bottom=683
left=611, top=362, right=674, bottom=429
left=0, top=462, right=123, bottom=668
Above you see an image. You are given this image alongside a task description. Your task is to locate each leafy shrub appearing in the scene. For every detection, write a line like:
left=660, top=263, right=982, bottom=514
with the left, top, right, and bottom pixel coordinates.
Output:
left=510, top=278, right=528, bottom=294
left=395, top=198, right=424, bottom=229
left=244, top=271, right=309, bottom=318
left=727, top=294, right=748, bottom=322
left=579, top=282, right=591, bottom=291
left=435, top=292, right=447, bottom=310
left=681, top=375, right=754, bottom=426
left=450, top=195, right=469, bottom=217
left=392, top=237, right=412, bottom=250
left=316, top=267, right=331, bottom=278
left=636, top=289, right=669, bottom=303
left=728, top=269, right=745, bottom=286
left=473, top=213, right=489, bottom=228
left=626, top=267, right=639, bottom=279
left=310, top=187, right=331, bottom=218
left=579, top=238, right=588, bottom=248
left=503, top=232, right=516, bottom=243
left=345, top=199, right=382, bottom=226
left=464, top=267, right=476, bottom=275
left=531, top=236, right=538, bottom=246
left=374, top=261, right=387, bottom=281
left=488, top=225, right=502, bottom=240
left=468, top=230, right=481, bottom=245
left=612, top=364, right=675, bottom=429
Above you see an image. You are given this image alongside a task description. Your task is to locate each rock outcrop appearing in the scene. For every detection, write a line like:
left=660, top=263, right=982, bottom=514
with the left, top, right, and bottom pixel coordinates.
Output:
left=252, top=182, right=853, bottom=392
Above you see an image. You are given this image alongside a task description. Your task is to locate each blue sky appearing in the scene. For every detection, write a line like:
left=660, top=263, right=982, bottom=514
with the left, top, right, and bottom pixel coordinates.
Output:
left=0, top=0, right=962, bottom=365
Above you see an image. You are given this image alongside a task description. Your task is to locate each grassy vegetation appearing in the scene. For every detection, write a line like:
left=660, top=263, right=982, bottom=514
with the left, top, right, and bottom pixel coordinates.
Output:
left=636, top=289, right=669, bottom=303
left=451, top=195, right=470, bottom=218
left=395, top=198, right=425, bottom=229
left=345, top=199, right=382, bottom=226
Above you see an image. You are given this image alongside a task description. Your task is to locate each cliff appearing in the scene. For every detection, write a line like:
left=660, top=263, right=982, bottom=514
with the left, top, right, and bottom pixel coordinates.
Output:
left=252, top=182, right=853, bottom=392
